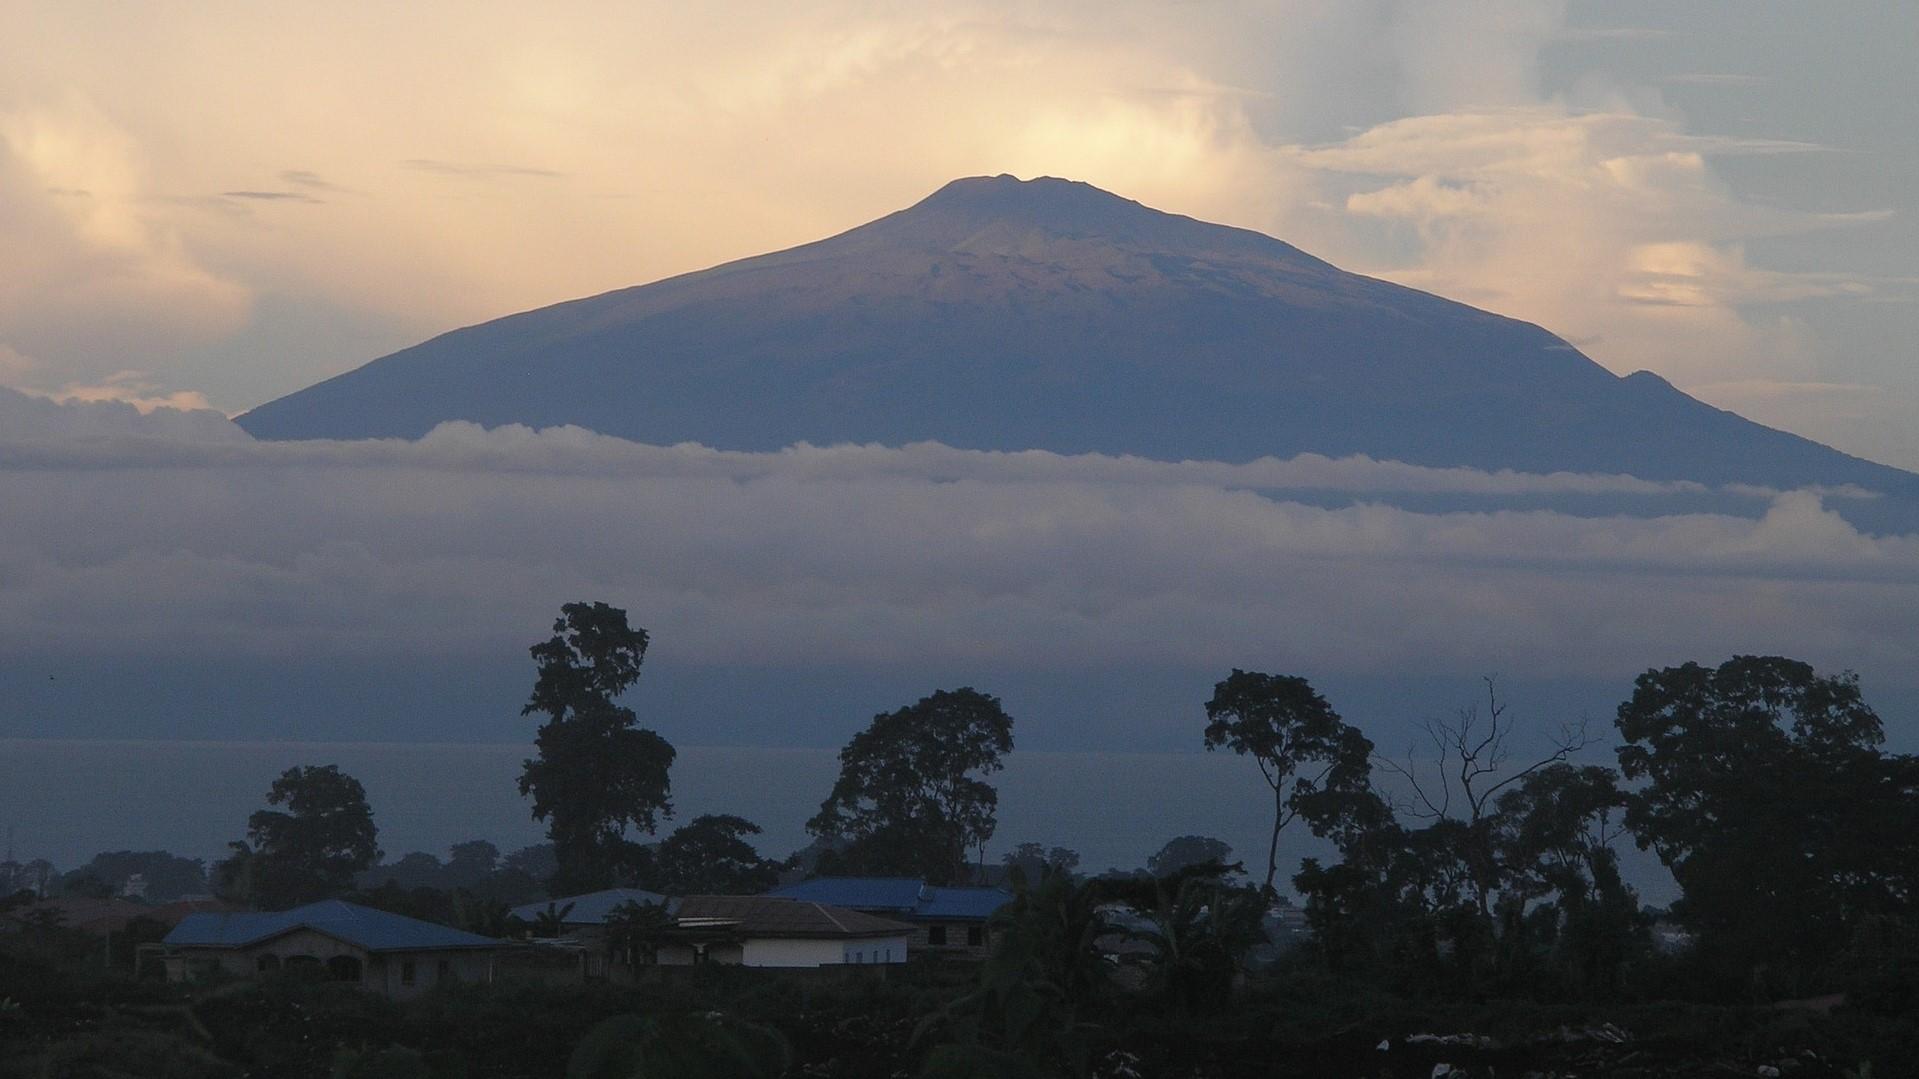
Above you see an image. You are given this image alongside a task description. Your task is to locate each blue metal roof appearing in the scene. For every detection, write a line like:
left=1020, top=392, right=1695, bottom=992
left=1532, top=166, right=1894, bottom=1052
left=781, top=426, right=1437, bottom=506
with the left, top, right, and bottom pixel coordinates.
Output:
left=509, top=888, right=669, bottom=926
left=163, top=900, right=497, bottom=952
left=767, top=877, right=926, bottom=912
left=767, top=878, right=1010, bottom=922
left=917, top=886, right=1013, bottom=921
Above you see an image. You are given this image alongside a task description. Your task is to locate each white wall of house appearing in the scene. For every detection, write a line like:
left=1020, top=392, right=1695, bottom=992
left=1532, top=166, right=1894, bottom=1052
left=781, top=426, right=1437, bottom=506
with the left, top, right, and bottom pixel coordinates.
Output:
left=163, top=929, right=493, bottom=999
left=368, top=949, right=494, bottom=999
left=740, top=936, right=845, bottom=968
left=737, top=934, right=909, bottom=967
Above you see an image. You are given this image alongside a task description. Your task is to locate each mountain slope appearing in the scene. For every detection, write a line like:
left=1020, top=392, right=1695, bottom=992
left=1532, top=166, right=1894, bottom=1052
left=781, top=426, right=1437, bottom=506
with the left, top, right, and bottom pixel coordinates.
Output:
left=238, top=175, right=1914, bottom=494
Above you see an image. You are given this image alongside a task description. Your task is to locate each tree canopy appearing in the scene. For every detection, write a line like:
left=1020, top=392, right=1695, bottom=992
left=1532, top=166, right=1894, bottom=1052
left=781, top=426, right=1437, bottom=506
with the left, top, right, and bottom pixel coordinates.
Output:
left=216, top=764, right=380, bottom=909
left=1615, top=655, right=1919, bottom=988
left=1203, top=670, right=1378, bottom=895
left=518, top=602, right=676, bottom=895
left=649, top=815, right=780, bottom=896
left=807, top=687, right=1014, bottom=885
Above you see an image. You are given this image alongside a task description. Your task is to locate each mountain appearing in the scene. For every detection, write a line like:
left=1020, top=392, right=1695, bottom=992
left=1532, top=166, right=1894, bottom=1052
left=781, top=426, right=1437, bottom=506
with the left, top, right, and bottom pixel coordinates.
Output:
left=238, top=174, right=1914, bottom=495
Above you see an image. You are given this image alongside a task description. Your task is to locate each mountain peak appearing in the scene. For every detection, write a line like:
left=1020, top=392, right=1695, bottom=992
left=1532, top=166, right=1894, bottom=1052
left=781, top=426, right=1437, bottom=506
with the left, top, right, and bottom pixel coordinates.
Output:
left=915, top=173, right=1145, bottom=221
left=866, top=173, right=1315, bottom=264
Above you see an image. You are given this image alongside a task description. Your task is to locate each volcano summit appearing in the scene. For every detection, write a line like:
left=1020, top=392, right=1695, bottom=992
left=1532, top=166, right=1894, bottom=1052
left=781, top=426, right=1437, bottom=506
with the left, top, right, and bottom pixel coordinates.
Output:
left=238, top=175, right=1911, bottom=494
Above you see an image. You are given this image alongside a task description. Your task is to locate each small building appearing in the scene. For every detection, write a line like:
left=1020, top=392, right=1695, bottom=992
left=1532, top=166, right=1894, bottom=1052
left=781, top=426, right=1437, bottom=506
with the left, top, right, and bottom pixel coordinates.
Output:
left=159, top=900, right=499, bottom=999
left=508, top=887, right=669, bottom=932
left=656, top=895, right=910, bottom=969
left=504, top=887, right=671, bottom=983
left=766, top=877, right=1010, bottom=958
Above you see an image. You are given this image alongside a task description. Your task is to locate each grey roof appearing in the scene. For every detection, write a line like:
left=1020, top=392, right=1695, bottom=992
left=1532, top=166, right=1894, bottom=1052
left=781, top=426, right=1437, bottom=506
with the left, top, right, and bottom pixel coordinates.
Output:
left=509, top=888, right=669, bottom=926
left=768, top=877, right=1010, bottom=922
left=162, top=900, right=497, bottom=952
left=673, top=895, right=911, bottom=939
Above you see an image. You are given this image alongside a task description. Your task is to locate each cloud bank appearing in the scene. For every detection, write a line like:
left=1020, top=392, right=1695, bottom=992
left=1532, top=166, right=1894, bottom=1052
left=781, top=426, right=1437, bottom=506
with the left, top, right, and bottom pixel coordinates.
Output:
left=3, top=397, right=1914, bottom=696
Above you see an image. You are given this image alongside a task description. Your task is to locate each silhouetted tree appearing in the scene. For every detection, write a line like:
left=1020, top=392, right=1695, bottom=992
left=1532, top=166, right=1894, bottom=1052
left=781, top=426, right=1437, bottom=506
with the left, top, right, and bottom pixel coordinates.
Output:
left=808, top=687, right=1014, bottom=885
left=1372, top=677, right=1597, bottom=919
left=1203, top=670, right=1378, bottom=895
left=518, top=602, right=675, bottom=894
left=649, top=815, right=779, bottom=895
left=216, top=764, right=380, bottom=908
left=60, top=851, right=208, bottom=902
left=1615, top=655, right=1919, bottom=993
left=445, top=839, right=500, bottom=884
left=1145, top=835, right=1235, bottom=878
left=922, top=866, right=1114, bottom=1078
left=1001, top=842, right=1080, bottom=882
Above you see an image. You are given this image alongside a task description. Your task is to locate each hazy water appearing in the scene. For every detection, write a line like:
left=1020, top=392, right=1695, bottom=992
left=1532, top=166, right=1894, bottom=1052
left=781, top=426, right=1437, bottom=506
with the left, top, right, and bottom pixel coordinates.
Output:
left=0, top=739, right=1675, bottom=903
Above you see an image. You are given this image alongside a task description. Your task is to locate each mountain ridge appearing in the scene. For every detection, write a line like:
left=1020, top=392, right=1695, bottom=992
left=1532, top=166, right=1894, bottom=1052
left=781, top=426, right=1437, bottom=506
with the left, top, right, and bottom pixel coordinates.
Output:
left=237, top=174, right=1914, bottom=501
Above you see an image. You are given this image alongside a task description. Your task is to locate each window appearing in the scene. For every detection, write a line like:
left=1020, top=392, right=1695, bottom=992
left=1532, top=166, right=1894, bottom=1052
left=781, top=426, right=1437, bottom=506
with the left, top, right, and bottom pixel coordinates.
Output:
left=854, top=950, right=863, bottom=964
left=256, top=954, right=281, bottom=973
left=401, top=960, right=416, bottom=986
left=927, top=925, right=947, bottom=946
left=437, top=959, right=452, bottom=983
left=966, top=927, right=983, bottom=948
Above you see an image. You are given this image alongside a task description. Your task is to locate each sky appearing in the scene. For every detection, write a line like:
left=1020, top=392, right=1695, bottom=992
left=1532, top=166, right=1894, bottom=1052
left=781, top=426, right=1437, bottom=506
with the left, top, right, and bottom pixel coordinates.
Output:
left=2, top=2, right=1915, bottom=466
left=2, top=3, right=1917, bottom=760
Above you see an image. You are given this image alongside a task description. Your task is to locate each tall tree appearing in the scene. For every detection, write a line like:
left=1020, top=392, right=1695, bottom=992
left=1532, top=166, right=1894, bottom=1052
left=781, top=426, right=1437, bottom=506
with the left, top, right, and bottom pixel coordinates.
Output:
left=807, top=687, right=1014, bottom=885
left=216, top=764, right=380, bottom=908
left=1615, top=655, right=1919, bottom=990
left=518, top=602, right=676, bottom=895
left=1203, top=670, right=1378, bottom=896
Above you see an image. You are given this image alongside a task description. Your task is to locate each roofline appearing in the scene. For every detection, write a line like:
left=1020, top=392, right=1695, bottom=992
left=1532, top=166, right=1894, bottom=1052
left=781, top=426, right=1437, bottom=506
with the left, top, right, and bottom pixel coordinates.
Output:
left=170, top=921, right=498, bottom=953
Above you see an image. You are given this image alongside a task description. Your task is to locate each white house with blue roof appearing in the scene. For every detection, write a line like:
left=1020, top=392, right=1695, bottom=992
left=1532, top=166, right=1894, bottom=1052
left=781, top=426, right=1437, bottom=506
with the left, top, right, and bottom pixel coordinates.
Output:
left=161, top=900, right=500, bottom=998
left=766, top=878, right=1010, bottom=958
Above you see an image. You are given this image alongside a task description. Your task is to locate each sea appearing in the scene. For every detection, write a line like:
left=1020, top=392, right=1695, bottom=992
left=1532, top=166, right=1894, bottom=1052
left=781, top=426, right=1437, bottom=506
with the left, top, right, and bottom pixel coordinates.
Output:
left=0, top=739, right=1677, bottom=903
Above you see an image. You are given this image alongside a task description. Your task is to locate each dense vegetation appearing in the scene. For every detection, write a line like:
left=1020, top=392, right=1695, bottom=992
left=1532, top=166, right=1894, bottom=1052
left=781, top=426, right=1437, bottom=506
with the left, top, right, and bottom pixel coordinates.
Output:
left=3, top=602, right=1915, bottom=1076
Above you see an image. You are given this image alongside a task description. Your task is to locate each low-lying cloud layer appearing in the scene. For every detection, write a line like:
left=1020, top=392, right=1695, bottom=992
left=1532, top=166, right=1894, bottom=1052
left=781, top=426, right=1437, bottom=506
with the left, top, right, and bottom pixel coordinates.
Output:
left=4, top=395, right=1914, bottom=696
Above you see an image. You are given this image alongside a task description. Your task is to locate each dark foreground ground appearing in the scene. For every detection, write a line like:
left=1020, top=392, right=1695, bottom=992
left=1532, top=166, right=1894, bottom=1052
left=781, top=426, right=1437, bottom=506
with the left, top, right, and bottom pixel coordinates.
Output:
left=3, top=948, right=1914, bottom=1079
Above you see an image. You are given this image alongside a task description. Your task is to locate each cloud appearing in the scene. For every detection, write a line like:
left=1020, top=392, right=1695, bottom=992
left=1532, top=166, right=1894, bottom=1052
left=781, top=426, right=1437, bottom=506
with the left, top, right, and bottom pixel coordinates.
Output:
left=0, top=98, right=249, bottom=391
left=1661, top=73, right=1766, bottom=88
left=1291, top=106, right=1893, bottom=390
left=1551, top=27, right=1676, bottom=44
left=400, top=159, right=565, bottom=179
left=0, top=414, right=1913, bottom=693
left=278, top=169, right=342, bottom=191
left=222, top=189, right=324, bottom=203
left=0, top=383, right=246, bottom=439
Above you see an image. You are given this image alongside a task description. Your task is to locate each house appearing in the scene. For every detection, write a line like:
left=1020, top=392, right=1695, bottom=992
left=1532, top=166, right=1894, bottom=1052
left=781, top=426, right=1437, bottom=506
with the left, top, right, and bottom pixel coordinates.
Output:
left=507, top=887, right=668, bottom=932
left=159, top=900, right=499, bottom=999
left=503, top=887, right=671, bottom=983
left=766, top=877, right=1010, bottom=958
left=655, top=895, right=910, bottom=969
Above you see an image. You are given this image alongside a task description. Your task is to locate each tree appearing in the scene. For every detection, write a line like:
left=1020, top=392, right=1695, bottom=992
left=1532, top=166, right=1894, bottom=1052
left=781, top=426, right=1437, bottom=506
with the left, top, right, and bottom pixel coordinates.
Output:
left=1145, top=835, right=1235, bottom=878
left=518, top=602, right=676, bottom=895
left=922, top=866, right=1115, bottom=1078
left=60, top=851, right=208, bottom=902
left=1615, top=655, right=1919, bottom=991
left=649, top=815, right=779, bottom=895
left=216, top=764, right=380, bottom=908
left=807, top=687, right=1014, bottom=885
left=1105, top=865, right=1267, bottom=1013
left=1372, top=677, right=1597, bottom=919
left=1203, top=670, right=1377, bottom=896
left=1001, top=843, right=1080, bottom=882
left=445, top=840, right=500, bottom=884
